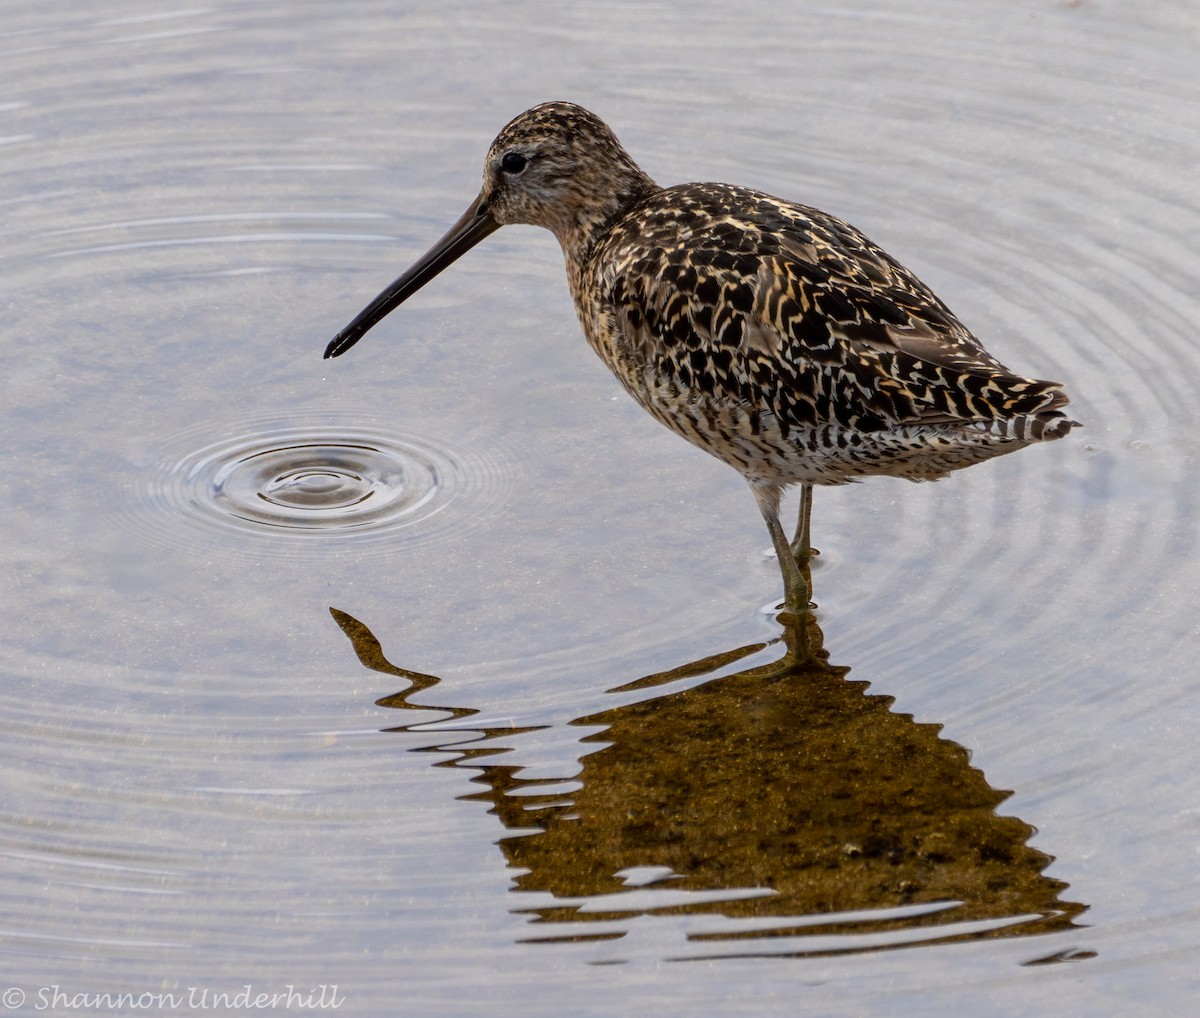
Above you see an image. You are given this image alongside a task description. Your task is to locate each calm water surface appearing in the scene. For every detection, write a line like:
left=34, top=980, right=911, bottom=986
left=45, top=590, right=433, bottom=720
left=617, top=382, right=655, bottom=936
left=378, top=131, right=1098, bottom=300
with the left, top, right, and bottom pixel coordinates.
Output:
left=1, top=2, right=1197, bottom=1015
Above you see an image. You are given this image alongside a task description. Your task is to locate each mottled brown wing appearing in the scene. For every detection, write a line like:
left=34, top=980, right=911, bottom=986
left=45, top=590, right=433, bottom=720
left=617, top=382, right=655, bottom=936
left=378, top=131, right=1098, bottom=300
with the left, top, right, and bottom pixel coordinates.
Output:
left=602, top=189, right=1067, bottom=433
left=750, top=246, right=1071, bottom=428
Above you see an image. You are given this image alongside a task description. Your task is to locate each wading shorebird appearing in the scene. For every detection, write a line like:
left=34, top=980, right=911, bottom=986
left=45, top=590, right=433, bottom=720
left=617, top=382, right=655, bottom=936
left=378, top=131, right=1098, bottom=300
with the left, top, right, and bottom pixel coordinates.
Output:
left=325, top=101, right=1076, bottom=618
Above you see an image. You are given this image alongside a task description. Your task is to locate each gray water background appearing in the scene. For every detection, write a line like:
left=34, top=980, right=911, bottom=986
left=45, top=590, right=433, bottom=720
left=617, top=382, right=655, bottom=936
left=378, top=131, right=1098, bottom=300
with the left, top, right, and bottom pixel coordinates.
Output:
left=1, top=2, right=1198, bottom=1015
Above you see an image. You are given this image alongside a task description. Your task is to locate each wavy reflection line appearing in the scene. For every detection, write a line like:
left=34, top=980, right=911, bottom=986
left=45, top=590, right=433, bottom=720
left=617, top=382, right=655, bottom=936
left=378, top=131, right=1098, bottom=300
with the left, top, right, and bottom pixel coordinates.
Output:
left=329, top=607, right=1087, bottom=961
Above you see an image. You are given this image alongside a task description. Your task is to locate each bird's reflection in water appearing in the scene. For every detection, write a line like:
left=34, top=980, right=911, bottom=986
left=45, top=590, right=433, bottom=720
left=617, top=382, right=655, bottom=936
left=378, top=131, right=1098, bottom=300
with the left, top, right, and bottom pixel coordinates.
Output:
left=329, top=605, right=1086, bottom=961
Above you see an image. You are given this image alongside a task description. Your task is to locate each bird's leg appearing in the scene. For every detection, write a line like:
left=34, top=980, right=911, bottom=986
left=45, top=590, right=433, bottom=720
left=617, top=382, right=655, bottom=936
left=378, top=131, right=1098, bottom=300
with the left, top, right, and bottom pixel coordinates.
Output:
left=749, top=480, right=811, bottom=618
left=789, top=483, right=815, bottom=566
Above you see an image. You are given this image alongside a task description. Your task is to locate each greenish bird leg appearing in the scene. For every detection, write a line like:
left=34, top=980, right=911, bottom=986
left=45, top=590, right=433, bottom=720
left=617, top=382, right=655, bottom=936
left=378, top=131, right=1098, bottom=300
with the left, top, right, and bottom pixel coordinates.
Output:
left=750, top=480, right=811, bottom=618
left=790, top=483, right=814, bottom=566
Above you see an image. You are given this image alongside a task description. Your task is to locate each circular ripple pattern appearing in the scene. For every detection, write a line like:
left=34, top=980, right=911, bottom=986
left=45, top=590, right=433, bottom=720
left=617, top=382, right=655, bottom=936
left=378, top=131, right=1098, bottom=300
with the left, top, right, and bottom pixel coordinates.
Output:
left=183, top=432, right=437, bottom=534
left=129, top=416, right=513, bottom=558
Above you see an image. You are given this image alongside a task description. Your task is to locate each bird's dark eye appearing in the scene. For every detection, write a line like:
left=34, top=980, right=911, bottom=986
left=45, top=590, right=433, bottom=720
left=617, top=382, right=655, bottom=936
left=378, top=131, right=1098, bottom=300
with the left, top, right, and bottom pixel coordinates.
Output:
left=501, top=151, right=528, bottom=174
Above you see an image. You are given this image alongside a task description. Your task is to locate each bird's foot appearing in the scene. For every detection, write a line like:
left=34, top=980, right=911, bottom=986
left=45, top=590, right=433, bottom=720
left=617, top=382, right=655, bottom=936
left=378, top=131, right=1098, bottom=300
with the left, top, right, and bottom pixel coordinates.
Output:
left=774, top=605, right=839, bottom=673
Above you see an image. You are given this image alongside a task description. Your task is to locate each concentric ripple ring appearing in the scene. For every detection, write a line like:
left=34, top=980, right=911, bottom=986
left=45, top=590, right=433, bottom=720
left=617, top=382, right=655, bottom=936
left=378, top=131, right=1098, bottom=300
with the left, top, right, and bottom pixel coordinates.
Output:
left=130, top=417, right=512, bottom=558
left=198, top=435, right=435, bottom=532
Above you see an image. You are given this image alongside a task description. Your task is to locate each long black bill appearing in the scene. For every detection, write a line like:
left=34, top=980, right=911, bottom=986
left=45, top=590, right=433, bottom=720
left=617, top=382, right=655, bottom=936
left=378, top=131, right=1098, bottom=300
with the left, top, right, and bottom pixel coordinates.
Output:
left=324, top=193, right=500, bottom=359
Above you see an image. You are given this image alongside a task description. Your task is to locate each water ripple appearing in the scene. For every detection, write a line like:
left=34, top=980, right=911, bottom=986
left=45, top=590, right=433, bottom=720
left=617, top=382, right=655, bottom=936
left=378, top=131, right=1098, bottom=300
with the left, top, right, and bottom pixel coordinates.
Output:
left=124, top=413, right=513, bottom=558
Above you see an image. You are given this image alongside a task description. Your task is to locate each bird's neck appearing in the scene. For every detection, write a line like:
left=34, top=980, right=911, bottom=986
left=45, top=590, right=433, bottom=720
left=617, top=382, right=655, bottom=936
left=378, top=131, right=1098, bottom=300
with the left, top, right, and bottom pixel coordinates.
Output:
left=555, top=172, right=659, bottom=293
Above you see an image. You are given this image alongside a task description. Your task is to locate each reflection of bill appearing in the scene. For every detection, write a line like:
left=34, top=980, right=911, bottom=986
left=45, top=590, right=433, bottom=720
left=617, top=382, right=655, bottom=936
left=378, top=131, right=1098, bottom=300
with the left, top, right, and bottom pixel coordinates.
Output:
left=331, top=606, right=1088, bottom=961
